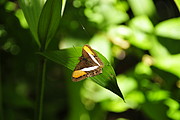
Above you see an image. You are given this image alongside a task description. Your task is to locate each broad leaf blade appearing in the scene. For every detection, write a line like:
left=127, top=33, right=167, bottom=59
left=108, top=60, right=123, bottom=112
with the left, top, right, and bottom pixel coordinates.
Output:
left=40, top=47, right=125, bottom=100
left=18, top=0, right=46, bottom=46
left=38, top=0, right=62, bottom=48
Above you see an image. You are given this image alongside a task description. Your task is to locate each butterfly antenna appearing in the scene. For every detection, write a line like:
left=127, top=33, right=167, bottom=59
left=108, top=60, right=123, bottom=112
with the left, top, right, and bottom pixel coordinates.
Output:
left=80, top=22, right=91, bottom=38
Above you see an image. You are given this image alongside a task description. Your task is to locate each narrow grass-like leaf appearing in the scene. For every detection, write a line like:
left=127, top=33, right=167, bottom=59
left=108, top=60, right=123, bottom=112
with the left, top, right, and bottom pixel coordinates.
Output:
left=39, top=47, right=125, bottom=100
left=61, top=0, right=66, bottom=17
left=18, top=0, right=46, bottom=46
left=38, top=0, right=61, bottom=48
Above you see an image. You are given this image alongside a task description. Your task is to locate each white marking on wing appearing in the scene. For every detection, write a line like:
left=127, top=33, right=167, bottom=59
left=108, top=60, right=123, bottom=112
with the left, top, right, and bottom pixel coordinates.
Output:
left=87, top=52, right=100, bottom=66
left=81, top=66, right=99, bottom=71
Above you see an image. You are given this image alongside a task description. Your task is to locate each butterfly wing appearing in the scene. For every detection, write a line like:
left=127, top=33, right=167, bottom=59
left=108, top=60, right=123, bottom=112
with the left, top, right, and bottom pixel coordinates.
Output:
left=72, top=57, right=87, bottom=82
left=72, top=45, right=103, bottom=82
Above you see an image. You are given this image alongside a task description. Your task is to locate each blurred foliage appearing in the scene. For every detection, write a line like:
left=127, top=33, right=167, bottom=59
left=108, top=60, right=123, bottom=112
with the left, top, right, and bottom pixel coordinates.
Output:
left=0, top=0, right=180, bottom=120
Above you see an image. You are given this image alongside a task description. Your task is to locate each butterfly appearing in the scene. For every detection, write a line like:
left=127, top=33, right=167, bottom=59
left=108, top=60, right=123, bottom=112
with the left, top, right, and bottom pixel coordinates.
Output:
left=72, top=45, right=104, bottom=82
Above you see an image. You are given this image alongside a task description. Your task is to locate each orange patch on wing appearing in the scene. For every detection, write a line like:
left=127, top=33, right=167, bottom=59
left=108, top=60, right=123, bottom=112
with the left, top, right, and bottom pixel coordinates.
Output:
left=83, top=46, right=95, bottom=55
left=72, top=70, right=87, bottom=78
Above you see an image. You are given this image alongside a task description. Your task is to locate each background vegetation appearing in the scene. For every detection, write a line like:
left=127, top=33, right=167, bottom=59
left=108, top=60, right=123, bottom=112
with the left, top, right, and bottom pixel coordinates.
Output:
left=0, top=0, right=180, bottom=120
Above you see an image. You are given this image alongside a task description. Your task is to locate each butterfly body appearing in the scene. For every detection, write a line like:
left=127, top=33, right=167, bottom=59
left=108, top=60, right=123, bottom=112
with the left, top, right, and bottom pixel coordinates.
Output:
left=72, top=45, right=103, bottom=82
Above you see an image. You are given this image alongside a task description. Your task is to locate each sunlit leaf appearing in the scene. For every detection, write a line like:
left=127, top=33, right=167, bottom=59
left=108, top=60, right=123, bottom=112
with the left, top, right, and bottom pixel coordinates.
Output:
left=129, top=16, right=154, bottom=50
left=128, top=0, right=156, bottom=17
left=84, top=0, right=129, bottom=28
left=154, top=54, right=180, bottom=78
left=155, top=18, right=180, bottom=40
left=5, top=1, right=16, bottom=11
left=149, top=37, right=180, bottom=77
left=101, top=99, right=128, bottom=112
left=39, top=47, right=125, bottom=100
left=15, top=9, right=29, bottom=28
left=174, top=0, right=180, bottom=12
left=38, top=0, right=62, bottom=49
left=18, top=0, right=46, bottom=46
left=89, top=33, right=112, bottom=60
left=129, top=16, right=154, bottom=33
left=61, top=0, right=66, bottom=17
left=165, top=98, right=180, bottom=120
left=107, top=26, right=131, bottom=50
left=135, top=62, right=152, bottom=75
left=116, top=75, right=145, bottom=109
left=147, top=90, right=169, bottom=101
left=149, top=37, right=170, bottom=58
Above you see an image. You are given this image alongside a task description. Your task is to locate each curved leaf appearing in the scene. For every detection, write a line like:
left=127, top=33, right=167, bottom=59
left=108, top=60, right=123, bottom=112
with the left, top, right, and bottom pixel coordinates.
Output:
left=18, top=0, right=46, bottom=46
left=38, top=0, right=61, bottom=48
left=39, top=47, right=125, bottom=100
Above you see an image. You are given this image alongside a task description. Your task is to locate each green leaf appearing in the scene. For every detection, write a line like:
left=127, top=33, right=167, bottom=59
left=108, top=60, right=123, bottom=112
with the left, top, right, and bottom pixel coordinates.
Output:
left=154, top=54, right=180, bottom=78
left=129, top=16, right=154, bottom=50
left=38, top=0, right=61, bottom=49
left=84, top=0, right=129, bottom=28
left=128, top=0, right=156, bottom=17
left=61, top=0, right=66, bottom=17
left=155, top=18, right=180, bottom=40
left=18, top=0, right=46, bottom=46
left=39, top=47, right=125, bottom=100
left=149, top=37, right=170, bottom=58
left=129, top=16, right=154, bottom=33
left=174, top=0, right=180, bottom=12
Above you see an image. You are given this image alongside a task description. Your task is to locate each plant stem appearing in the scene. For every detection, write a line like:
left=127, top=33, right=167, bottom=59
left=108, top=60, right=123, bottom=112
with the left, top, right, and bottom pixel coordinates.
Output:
left=36, top=57, right=47, bottom=120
